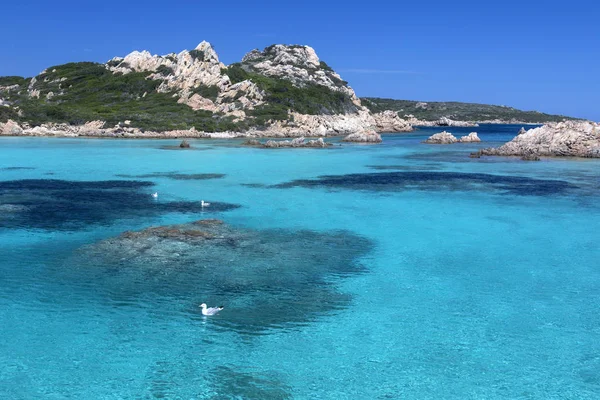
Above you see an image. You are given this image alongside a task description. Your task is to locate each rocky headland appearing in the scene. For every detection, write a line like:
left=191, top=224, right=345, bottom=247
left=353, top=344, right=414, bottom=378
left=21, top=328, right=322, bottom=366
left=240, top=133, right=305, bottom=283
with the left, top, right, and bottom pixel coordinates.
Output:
left=0, top=42, right=382, bottom=140
left=1, top=41, right=582, bottom=142
left=479, top=121, right=600, bottom=158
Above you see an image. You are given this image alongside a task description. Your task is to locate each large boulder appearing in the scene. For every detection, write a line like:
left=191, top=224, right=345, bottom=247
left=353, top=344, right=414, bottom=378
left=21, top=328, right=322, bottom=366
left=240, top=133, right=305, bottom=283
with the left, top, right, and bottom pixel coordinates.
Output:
left=372, top=111, right=413, bottom=132
left=424, top=131, right=458, bottom=144
left=0, top=119, right=23, bottom=136
left=342, top=130, right=383, bottom=143
left=459, top=132, right=481, bottom=143
left=481, top=121, right=600, bottom=158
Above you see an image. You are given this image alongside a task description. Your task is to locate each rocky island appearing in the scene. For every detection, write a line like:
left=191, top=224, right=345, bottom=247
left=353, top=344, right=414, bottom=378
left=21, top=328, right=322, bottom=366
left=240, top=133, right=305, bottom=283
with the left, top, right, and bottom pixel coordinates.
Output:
left=0, top=41, right=580, bottom=141
left=424, top=131, right=481, bottom=144
left=479, top=121, right=600, bottom=158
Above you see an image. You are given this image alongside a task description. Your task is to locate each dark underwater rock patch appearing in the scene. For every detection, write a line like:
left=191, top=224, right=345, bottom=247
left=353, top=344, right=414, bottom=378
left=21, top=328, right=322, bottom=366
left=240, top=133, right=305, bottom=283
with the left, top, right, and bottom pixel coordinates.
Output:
left=367, top=164, right=443, bottom=171
left=116, top=172, right=225, bottom=180
left=0, top=179, right=239, bottom=230
left=273, top=171, right=577, bottom=196
left=70, top=220, right=372, bottom=334
left=0, top=166, right=36, bottom=171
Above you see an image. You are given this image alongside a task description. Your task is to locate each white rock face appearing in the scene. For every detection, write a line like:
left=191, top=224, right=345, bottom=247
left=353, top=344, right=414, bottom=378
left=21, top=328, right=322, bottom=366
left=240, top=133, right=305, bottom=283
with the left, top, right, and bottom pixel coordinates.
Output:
left=0, top=119, right=23, bottom=135
left=372, top=111, right=413, bottom=132
left=342, top=130, right=383, bottom=143
left=252, top=109, right=376, bottom=138
left=482, top=121, right=600, bottom=158
left=424, top=131, right=458, bottom=144
left=459, top=132, right=481, bottom=143
left=109, top=41, right=228, bottom=92
left=263, top=137, right=331, bottom=148
left=241, top=44, right=361, bottom=106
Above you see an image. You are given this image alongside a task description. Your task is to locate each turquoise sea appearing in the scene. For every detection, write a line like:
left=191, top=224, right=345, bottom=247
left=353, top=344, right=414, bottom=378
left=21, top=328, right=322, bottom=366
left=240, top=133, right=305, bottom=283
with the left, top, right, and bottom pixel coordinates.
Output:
left=1, top=124, right=599, bottom=399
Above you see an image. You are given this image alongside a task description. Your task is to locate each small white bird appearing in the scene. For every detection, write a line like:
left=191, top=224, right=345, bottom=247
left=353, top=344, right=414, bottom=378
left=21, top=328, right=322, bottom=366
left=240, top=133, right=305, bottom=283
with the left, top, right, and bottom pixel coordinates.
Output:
left=201, top=200, right=210, bottom=207
left=199, top=303, right=223, bottom=316
left=151, top=192, right=158, bottom=198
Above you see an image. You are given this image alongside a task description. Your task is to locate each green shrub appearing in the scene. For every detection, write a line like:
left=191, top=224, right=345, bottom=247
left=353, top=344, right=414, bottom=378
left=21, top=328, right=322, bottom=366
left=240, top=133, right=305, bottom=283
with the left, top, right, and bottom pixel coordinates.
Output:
left=156, top=65, right=174, bottom=76
left=0, top=76, right=27, bottom=87
left=189, top=50, right=205, bottom=61
left=0, top=106, right=19, bottom=122
left=319, top=61, right=334, bottom=72
left=192, top=84, right=219, bottom=101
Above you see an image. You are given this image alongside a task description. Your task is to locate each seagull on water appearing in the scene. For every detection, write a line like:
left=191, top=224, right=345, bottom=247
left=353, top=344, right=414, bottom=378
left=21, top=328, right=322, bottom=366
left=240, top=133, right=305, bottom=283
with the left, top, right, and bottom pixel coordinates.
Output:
left=199, top=303, right=223, bottom=316
left=201, top=200, right=210, bottom=207
left=151, top=192, right=158, bottom=198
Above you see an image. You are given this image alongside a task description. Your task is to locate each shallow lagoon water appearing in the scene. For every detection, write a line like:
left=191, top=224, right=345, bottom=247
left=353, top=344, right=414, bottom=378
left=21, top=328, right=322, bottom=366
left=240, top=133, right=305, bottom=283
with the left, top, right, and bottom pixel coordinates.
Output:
left=1, top=125, right=599, bottom=399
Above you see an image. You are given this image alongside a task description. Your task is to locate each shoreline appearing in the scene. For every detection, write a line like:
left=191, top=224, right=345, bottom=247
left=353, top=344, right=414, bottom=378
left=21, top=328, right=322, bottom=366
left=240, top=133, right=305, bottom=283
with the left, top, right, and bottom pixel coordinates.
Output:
left=0, top=121, right=550, bottom=140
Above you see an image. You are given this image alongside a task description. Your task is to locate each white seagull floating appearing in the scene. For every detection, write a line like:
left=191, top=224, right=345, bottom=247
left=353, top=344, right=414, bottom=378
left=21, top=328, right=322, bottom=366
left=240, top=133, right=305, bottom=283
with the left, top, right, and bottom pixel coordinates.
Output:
left=201, top=200, right=210, bottom=207
left=151, top=192, right=158, bottom=198
left=199, top=303, right=223, bottom=316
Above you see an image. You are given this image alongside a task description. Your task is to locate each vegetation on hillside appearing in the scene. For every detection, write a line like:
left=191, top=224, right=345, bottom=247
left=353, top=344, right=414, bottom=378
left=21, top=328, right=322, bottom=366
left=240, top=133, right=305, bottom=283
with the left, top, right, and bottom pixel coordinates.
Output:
left=224, top=64, right=357, bottom=125
left=0, top=57, right=358, bottom=130
left=0, top=62, right=248, bottom=131
left=1, top=55, right=577, bottom=132
left=362, top=98, right=578, bottom=123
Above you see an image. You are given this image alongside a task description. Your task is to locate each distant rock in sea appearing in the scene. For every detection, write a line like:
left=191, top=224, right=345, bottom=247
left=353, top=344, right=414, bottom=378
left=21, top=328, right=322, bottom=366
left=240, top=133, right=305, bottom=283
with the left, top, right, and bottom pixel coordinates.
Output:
left=424, top=131, right=458, bottom=144
left=459, top=132, right=481, bottom=143
left=342, top=130, right=383, bottom=143
left=263, top=137, right=331, bottom=148
left=481, top=121, right=600, bottom=158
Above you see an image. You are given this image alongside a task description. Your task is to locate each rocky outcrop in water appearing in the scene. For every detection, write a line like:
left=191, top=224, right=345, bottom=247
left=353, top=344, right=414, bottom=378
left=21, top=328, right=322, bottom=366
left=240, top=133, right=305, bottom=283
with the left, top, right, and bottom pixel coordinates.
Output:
left=424, top=131, right=482, bottom=144
left=481, top=121, right=600, bottom=158
left=71, top=219, right=372, bottom=334
left=342, top=130, right=383, bottom=143
left=459, top=132, right=481, bottom=143
left=371, top=111, right=413, bottom=132
left=242, top=137, right=331, bottom=148
left=424, top=131, right=458, bottom=144
left=263, top=137, right=331, bottom=148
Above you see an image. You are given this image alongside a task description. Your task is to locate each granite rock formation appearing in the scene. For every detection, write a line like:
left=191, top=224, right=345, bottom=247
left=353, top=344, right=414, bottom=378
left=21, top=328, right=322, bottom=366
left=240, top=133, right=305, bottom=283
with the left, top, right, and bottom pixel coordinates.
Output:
left=371, top=111, right=413, bottom=132
left=342, top=130, right=383, bottom=143
left=458, top=132, right=481, bottom=143
left=424, top=131, right=458, bottom=144
left=481, top=121, right=600, bottom=158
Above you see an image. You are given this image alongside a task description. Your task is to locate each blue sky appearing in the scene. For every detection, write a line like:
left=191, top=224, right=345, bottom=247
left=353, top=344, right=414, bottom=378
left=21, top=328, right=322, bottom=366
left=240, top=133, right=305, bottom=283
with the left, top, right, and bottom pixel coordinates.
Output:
left=1, top=0, right=598, bottom=120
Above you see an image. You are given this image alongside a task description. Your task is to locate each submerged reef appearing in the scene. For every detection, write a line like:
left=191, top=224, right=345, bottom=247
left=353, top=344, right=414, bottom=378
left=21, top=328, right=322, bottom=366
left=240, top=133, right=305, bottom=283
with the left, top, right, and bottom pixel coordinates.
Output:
left=273, top=171, right=577, bottom=197
left=0, top=179, right=238, bottom=230
left=70, top=219, right=372, bottom=334
left=115, top=172, right=225, bottom=180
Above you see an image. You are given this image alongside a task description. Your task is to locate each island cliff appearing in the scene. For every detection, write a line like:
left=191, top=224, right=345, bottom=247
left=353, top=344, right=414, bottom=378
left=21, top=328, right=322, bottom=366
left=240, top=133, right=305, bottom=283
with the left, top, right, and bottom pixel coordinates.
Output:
left=1, top=41, right=577, bottom=140
left=0, top=42, right=385, bottom=141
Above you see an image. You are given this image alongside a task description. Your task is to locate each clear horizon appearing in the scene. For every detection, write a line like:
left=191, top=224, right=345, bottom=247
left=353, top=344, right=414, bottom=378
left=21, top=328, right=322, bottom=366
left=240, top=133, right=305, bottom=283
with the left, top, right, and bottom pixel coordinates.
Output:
left=1, top=0, right=597, bottom=120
